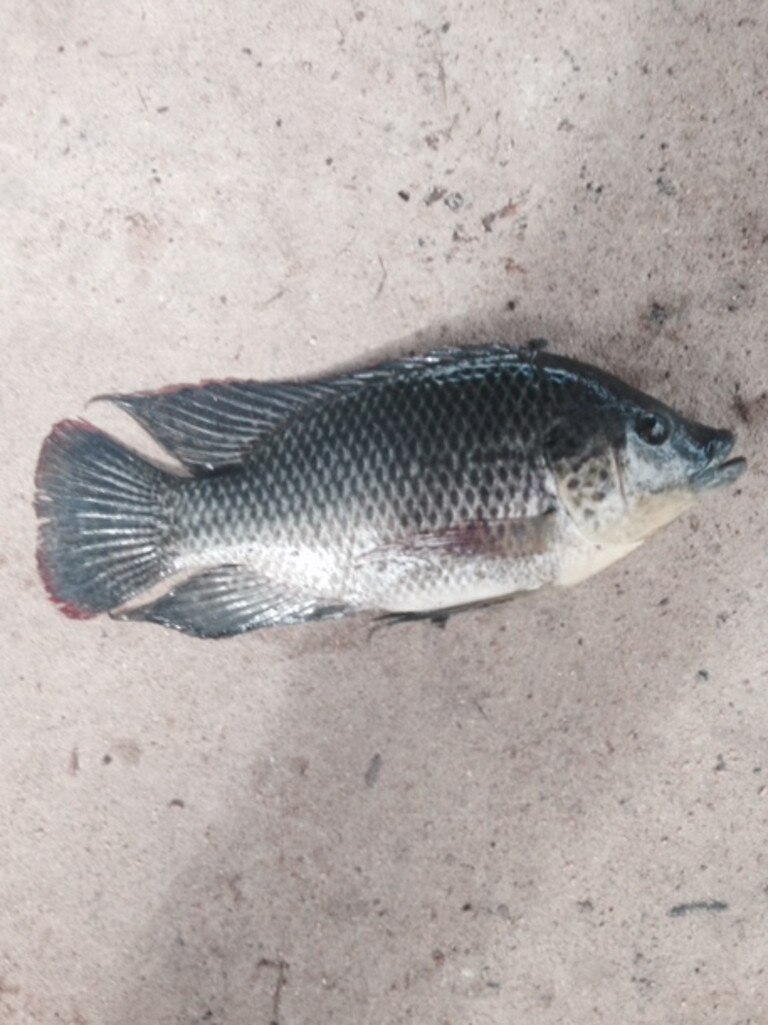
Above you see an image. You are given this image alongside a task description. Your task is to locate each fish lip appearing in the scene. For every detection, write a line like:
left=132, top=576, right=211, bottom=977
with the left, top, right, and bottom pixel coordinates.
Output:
left=688, top=429, right=746, bottom=492
left=691, top=455, right=747, bottom=492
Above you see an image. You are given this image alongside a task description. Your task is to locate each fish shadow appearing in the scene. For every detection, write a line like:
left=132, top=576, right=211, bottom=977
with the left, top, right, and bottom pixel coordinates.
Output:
left=105, top=580, right=681, bottom=1025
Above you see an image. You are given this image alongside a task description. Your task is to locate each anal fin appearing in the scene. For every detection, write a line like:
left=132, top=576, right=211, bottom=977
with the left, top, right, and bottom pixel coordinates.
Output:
left=115, top=566, right=351, bottom=638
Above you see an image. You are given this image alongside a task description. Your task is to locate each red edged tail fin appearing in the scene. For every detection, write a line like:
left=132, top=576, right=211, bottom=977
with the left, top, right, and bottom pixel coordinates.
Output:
left=35, top=420, right=175, bottom=619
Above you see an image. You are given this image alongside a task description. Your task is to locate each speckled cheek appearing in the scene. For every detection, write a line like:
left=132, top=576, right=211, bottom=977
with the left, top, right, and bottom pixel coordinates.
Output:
left=552, top=450, right=626, bottom=541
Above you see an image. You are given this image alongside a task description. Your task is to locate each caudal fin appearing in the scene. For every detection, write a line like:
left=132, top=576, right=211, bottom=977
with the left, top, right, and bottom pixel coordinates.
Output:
left=35, top=420, right=176, bottom=619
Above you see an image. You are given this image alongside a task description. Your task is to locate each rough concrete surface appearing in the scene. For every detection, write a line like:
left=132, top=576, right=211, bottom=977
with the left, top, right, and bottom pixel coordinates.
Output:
left=2, top=1, right=767, bottom=1022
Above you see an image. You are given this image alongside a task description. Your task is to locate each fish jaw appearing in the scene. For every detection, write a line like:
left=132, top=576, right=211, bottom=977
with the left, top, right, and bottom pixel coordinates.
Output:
left=691, top=456, right=747, bottom=493
left=554, top=522, right=643, bottom=587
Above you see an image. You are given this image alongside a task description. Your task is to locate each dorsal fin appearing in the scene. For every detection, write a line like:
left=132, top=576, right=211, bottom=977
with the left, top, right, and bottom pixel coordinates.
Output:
left=97, top=344, right=541, bottom=472
left=98, top=379, right=341, bottom=472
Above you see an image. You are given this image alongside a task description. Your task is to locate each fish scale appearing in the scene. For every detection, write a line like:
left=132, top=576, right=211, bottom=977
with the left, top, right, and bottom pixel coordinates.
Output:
left=35, top=344, right=746, bottom=637
left=159, top=358, right=565, bottom=612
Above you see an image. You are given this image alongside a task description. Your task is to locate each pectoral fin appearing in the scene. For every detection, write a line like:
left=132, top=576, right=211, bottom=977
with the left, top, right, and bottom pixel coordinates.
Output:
left=365, top=511, right=557, bottom=563
left=372, top=590, right=525, bottom=632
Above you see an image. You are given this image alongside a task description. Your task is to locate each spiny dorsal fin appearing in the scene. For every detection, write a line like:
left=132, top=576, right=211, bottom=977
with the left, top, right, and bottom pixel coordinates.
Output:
left=98, top=379, right=341, bottom=472
left=96, top=344, right=544, bottom=472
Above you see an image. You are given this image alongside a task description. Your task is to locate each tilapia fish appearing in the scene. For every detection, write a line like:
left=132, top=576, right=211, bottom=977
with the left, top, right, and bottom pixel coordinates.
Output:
left=35, top=344, right=746, bottom=638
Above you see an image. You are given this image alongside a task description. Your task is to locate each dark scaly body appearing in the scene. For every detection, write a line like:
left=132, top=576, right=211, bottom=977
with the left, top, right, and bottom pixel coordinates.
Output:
left=35, top=344, right=746, bottom=637
left=172, top=355, right=558, bottom=609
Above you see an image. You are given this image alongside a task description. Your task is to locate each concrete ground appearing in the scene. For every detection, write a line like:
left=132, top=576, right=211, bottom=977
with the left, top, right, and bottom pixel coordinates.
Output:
left=2, top=1, right=767, bottom=1022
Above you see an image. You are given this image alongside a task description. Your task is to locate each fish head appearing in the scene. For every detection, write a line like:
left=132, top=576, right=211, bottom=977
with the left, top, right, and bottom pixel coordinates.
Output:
left=543, top=357, right=747, bottom=546
left=614, top=404, right=745, bottom=541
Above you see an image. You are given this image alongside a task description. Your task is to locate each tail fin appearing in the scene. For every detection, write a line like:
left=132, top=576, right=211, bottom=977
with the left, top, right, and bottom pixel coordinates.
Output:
left=35, top=420, right=176, bottom=619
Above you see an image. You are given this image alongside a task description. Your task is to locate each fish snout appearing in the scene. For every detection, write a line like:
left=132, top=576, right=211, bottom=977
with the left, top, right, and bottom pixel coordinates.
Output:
left=686, top=424, right=746, bottom=491
left=686, top=423, right=735, bottom=465
left=704, top=428, right=735, bottom=466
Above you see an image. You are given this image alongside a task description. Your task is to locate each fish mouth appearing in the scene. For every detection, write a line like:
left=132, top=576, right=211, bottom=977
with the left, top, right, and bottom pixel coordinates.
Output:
left=690, top=430, right=747, bottom=492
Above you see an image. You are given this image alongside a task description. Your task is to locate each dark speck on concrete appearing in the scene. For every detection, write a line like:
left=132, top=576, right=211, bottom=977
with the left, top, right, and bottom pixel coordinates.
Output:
left=425, top=186, right=446, bottom=205
left=732, top=386, right=768, bottom=425
left=732, top=389, right=750, bottom=423
left=452, top=224, right=473, bottom=243
left=631, top=974, right=655, bottom=992
left=697, top=668, right=710, bottom=681
left=398, top=189, right=410, bottom=201
left=364, top=753, right=382, bottom=787
left=648, top=301, right=670, bottom=326
left=669, top=900, right=728, bottom=917
left=169, top=798, right=185, bottom=808
left=444, top=192, right=464, bottom=211
left=714, top=754, right=726, bottom=772
left=102, top=753, right=112, bottom=765
left=656, top=175, right=677, bottom=196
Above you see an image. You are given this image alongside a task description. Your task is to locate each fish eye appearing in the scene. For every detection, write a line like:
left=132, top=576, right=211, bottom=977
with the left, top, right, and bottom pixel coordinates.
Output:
left=635, top=412, right=670, bottom=446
